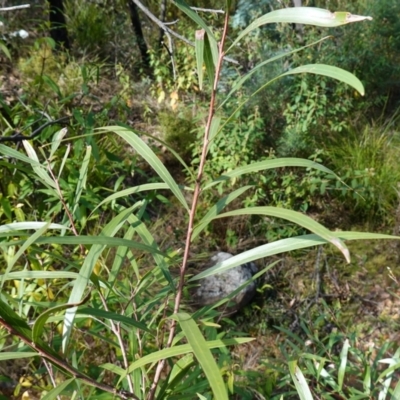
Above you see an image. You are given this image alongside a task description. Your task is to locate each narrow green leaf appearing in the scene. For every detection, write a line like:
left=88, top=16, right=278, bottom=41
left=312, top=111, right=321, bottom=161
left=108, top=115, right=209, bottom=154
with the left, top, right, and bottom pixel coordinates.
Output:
left=98, top=126, right=189, bottom=211
left=41, top=378, right=75, bottom=400
left=62, top=204, right=141, bottom=352
left=219, top=36, right=331, bottom=110
left=1, top=235, right=164, bottom=254
left=0, top=144, right=44, bottom=166
left=50, top=127, right=69, bottom=159
left=195, top=29, right=205, bottom=90
left=127, top=214, right=174, bottom=290
left=203, top=158, right=337, bottom=190
left=22, top=140, right=57, bottom=189
left=204, top=35, right=216, bottom=88
left=57, top=142, right=70, bottom=180
left=1, top=222, right=50, bottom=289
left=280, top=64, right=365, bottom=95
left=208, top=115, right=222, bottom=144
left=0, top=40, right=11, bottom=59
left=391, top=380, right=400, bottom=400
left=71, top=145, right=91, bottom=218
left=92, top=183, right=169, bottom=213
left=33, top=294, right=91, bottom=344
left=155, top=354, right=195, bottom=400
left=209, top=207, right=350, bottom=262
left=0, top=221, right=66, bottom=233
left=77, top=307, right=151, bottom=332
left=190, top=231, right=400, bottom=281
left=338, top=339, right=350, bottom=391
left=0, top=298, right=104, bottom=390
left=118, top=338, right=254, bottom=377
left=378, top=347, right=400, bottom=400
left=0, top=271, right=78, bottom=280
left=172, top=0, right=209, bottom=32
left=173, top=312, right=228, bottom=400
left=192, top=185, right=253, bottom=240
left=288, top=360, right=314, bottom=400
left=229, top=7, right=372, bottom=51
left=0, top=352, right=38, bottom=360
left=42, top=74, right=62, bottom=97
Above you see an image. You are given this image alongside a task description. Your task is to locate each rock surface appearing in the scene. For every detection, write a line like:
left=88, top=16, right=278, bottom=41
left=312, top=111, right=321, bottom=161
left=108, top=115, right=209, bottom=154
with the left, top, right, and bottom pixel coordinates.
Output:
left=192, top=252, right=258, bottom=314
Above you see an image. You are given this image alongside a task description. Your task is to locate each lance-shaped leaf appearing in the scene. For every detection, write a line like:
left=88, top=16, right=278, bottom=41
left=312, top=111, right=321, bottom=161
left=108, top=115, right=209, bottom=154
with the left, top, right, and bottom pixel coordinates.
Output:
left=219, top=36, right=332, bottom=110
left=195, top=29, right=205, bottom=90
left=92, top=183, right=169, bottom=214
left=190, top=231, right=399, bottom=281
left=98, top=126, right=189, bottom=212
left=0, top=221, right=66, bottom=233
left=62, top=203, right=142, bottom=352
left=0, top=271, right=78, bottom=280
left=229, top=7, right=372, bottom=51
left=289, top=360, right=314, bottom=400
left=204, top=34, right=217, bottom=88
left=281, top=64, right=365, bottom=95
left=1, top=235, right=165, bottom=254
left=202, top=206, right=350, bottom=262
left=33, top=292, right=92, bottom=344
left=221, top=63, right=365, bottom=133
left=208, top=115, right=222, bottom=144
left=71, top=145, right=91, bottom=219
left=22, top=140, right=57, bottom=189
left=203, top=158, right=338, bottom=190
left=108, top=338, right=254, bottom=380
left=50, top=127, right=68, bottom=159
left=170, top=313, right=229, bottom=400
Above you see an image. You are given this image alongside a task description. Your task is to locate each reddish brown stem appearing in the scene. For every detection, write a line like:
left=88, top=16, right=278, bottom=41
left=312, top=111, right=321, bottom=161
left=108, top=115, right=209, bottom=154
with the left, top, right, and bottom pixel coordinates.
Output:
left=147, top=9, right=231, bottom=400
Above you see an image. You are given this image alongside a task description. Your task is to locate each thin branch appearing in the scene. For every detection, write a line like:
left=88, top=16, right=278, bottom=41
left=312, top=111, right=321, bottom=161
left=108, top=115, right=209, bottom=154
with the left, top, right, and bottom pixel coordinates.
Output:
left=190, top=7, right=224, bottom=14
left=147, top=8, right=232, bottom=400
left=98, top=290, right=135, bottom=393
left=0, top=4, right=30, bottom=12
left=0, top=116, right=70, bottom=143
left=131, top=0, right=238, bottom=65
left=158, top=0, right=167, bottom=49
left=0, top=317, right=139, bottom=399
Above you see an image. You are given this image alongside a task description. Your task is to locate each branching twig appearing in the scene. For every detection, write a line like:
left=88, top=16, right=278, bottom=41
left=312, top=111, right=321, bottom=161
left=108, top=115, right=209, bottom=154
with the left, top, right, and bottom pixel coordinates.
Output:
left=0, top=317, right=139, bottom=400
left=0, top=4, right=30, bottom=12
left=131, top=0, right=238, bottom=65
left=0, top=116, right=70, bottom=143
left=147, top=9, right=232, bottom=400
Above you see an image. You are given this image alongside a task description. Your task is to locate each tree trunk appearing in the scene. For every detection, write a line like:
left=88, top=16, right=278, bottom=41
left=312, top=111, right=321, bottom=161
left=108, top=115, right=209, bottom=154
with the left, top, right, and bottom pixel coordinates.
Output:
left=128, top=1, right=151, bottom=71
left=292, top=0, right=304, bottom=37
left=48, top=0, right=70, bottom=50
left=158, top=0, right=167, bottom=49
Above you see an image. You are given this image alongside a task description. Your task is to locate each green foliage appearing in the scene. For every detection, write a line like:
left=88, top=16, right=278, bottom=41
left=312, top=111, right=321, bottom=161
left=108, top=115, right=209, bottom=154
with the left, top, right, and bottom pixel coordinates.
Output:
left=267, top=312, right=400, bottom=399
left=327, top=116, right=400, bottom=223
left=0, top=3, right=397, bottom=400
left=64, top=0, right=113, bottom=55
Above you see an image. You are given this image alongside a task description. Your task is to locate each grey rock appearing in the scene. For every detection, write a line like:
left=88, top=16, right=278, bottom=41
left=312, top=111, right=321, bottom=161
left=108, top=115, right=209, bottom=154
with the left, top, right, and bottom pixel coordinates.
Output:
left=192, top=252, right=258, bottom=314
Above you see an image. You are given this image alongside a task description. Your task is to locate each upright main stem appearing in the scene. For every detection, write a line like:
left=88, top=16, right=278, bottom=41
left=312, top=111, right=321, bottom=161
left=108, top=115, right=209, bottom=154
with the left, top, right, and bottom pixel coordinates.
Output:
left=147, top=10, right=231, bottom=400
